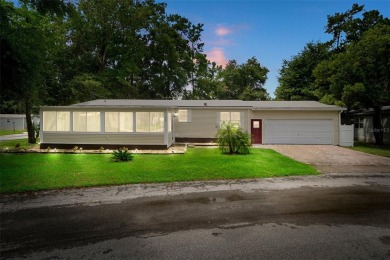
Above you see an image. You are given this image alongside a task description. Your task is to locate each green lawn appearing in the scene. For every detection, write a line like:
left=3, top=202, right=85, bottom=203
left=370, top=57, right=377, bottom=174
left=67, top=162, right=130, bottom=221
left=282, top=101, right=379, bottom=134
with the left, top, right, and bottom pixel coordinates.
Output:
left=0, top=129, right=26, bottom=136
left=0, top=138, right=39, bottom=150
left=349, top=142, right=390, bottom=157
left=0, top=148, right=317, bottom=193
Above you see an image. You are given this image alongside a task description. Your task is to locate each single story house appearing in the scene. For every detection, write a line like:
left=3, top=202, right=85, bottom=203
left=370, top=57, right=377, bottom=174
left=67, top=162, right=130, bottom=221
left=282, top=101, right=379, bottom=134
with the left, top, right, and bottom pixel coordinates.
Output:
left=39, top=100, right=346, bottom=149
left=342, top=106, right=390, bottom=144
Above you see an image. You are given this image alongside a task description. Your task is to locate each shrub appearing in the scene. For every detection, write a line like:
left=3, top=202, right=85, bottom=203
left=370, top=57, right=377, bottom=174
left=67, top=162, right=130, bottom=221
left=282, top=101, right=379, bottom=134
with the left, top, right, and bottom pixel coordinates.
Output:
left=216, top=122, right=251, bottom=155
left=112, top=147, right=133, bottom=162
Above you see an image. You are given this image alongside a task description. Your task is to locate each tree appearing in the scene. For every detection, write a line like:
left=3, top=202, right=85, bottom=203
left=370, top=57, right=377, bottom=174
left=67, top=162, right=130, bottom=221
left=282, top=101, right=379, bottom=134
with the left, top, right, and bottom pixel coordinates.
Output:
left=325, top=3, right=389, bottom=52
left=184, top=57, right=223, bottom=100
left=60, top=0, right=205, bottom=100
left=275, top=42, right=330, bottom=100
left=314, top=24, right=390, bottom=144
left=216, top=122, right=251, bottom=155
left=217, top=57, right=269, bottom=100
left=1, top=1, right=53, bottom=143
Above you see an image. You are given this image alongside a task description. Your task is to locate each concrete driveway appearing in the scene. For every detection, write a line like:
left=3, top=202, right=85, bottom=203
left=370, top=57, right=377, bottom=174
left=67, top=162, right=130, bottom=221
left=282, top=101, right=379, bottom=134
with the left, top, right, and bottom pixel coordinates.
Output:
left=260, top=145, right=390, bottom=173
left=0, top=133, right=28, bottom=141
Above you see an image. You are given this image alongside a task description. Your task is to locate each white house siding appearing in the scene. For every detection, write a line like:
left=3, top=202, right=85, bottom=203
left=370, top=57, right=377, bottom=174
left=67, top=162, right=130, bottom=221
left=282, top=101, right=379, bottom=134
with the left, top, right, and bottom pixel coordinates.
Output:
left=174, top=108, right=249, bottom=139
left=40, top=108, right=170, bottom=148
left=250, top=110, right=340, bottom=145
left=42, top=132, right=165, bottom=145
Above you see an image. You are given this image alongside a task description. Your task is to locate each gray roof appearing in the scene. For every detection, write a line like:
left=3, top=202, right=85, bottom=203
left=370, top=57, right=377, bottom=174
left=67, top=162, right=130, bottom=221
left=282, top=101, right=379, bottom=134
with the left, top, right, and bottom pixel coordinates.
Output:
left=67, top=99, right=345, bottom=111
left=0, top=114, right=26, bottom=118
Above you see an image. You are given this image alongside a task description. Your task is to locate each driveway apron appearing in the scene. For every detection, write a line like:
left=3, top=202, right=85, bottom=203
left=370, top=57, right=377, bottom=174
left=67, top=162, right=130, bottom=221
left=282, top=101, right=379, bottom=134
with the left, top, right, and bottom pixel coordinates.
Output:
left=259, top=145, right=390, bottom=173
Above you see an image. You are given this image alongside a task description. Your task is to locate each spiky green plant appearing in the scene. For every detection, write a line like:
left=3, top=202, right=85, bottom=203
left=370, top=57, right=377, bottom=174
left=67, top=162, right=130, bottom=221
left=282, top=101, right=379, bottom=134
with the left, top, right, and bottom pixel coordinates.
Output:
left=216, top=122, right=251, bottom=154
left=112, top=147, right=133, bottom=162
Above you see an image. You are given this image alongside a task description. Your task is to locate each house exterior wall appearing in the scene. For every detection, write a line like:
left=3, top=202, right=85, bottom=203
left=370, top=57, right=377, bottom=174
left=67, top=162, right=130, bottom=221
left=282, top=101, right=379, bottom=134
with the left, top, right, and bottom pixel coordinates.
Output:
left=40, top=107, right=172, bottom=148
left=249, top=110, right=340, bottom=145
left=174, top=108, right=249, bottom=140
left=42, top=132, right=165, bottom=145
left=40, top=102, right=344, bottom=147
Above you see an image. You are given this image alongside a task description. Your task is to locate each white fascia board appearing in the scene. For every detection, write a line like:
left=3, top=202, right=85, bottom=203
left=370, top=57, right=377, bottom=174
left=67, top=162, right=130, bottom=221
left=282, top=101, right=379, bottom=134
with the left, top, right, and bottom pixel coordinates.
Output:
left=252, top=107, right=346, bottom=111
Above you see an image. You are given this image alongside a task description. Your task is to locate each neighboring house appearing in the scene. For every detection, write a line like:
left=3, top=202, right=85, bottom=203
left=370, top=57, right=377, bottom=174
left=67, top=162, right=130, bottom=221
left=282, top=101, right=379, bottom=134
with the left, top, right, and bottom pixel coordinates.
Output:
left=0, top=114, right=26, bottom=131
left=0, top=114, right=39, bottom=131
left=342, top=106, right=390, bottom=144
left=39, top=100, right=346, bottom=149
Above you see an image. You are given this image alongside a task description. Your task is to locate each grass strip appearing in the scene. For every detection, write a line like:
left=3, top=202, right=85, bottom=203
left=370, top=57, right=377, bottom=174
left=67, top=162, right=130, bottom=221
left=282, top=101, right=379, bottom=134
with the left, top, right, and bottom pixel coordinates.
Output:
left=0, top=148, right=318, bottom=193
left=349, top=142, right=390, bottom=157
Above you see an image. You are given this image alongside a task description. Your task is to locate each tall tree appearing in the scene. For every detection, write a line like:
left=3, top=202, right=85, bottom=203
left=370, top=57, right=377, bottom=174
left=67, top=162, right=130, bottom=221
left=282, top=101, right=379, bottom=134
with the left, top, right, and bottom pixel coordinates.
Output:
left=1, top=1, right=53, bottom=143
left=60, top=0, right=205, bottom=100
left=325, top=3, right=389, bottom=52
left=217, top=57, right=269, bottom=100
left=275, top=42, right=330, bottom=100
left=314, top=24, right=390, bottom=144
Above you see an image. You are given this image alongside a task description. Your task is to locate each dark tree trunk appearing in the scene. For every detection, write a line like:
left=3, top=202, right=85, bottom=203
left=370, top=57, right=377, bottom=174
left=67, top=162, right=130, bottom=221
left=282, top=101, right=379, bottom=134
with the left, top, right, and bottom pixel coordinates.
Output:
left=25, top=100, right=36, bottom=144
left=372, top=105, right=384, bottom=145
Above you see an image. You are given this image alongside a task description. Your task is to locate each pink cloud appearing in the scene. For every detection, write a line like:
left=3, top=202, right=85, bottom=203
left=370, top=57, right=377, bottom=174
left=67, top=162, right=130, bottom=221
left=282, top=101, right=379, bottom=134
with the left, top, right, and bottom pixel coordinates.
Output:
left=206, top=48, right=228, bottom=67
left=215, top=26, right=231, bottom=36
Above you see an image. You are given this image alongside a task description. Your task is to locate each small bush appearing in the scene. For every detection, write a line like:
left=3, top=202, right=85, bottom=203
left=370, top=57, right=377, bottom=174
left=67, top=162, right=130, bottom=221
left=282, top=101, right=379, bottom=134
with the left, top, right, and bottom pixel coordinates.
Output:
left=112, top=147, right=133, bottom=162
left=216, top=122, right=251, bottom=155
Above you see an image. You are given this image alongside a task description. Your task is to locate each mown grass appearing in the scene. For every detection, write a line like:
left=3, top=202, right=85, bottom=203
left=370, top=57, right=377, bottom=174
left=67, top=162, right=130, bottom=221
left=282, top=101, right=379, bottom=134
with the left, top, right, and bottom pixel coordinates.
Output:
left=0, top=129, right=26, bottom=136
left=0, top=148, right=317, bottom=193
left=349, top=142, right=390, bottom=157
left=0, top=138, right=39, bottom=150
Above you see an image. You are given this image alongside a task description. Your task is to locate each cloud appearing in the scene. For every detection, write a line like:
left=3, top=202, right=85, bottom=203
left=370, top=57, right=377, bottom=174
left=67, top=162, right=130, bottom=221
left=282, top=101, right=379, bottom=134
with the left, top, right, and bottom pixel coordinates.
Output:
left=215, top=26, right=232, bottom=37
left=215, top=24, right=249, bottom=38
left=206, top=48, right=228, bottom=67
left=204, top=23, right=250, bottom=66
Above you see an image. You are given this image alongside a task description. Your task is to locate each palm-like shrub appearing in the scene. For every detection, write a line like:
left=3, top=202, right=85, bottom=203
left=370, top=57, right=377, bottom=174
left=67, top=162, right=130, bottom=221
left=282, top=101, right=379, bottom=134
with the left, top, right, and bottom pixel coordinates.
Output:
left=216, top=122, right=251, bottom=154
left=112, top=147, right=133, bottom=162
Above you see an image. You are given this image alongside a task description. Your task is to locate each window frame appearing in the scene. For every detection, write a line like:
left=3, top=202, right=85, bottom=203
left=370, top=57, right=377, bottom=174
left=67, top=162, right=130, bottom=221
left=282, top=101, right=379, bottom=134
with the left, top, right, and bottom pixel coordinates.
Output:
left=73, top=111, right=101, bottom=132
left=136, top=112, right=165, bottom=133
left=177, top=109, right=191, bottom=123
left=219, top=112, right=241, bottom=127
left=354, top=117, right=364, bottom=129
left=42, top=111, right=71, bottom=132
left=105, top=112, right=134, bottom=133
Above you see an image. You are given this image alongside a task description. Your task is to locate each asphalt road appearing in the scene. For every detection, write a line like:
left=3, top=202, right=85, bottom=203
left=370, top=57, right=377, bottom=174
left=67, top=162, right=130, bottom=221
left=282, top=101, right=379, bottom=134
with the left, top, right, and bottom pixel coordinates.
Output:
left=1, top=173, right=390, bottom=259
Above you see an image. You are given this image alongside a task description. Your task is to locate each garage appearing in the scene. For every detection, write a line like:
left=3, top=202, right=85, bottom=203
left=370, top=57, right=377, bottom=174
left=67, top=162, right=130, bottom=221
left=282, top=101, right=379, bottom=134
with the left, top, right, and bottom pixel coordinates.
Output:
left=263, top=119, right=333, bottom=144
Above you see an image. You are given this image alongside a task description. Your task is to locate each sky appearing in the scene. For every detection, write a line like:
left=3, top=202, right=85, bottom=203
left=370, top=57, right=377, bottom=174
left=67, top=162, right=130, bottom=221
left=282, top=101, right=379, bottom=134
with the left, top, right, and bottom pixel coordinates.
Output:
left=158, top=0, right=390, bottom=97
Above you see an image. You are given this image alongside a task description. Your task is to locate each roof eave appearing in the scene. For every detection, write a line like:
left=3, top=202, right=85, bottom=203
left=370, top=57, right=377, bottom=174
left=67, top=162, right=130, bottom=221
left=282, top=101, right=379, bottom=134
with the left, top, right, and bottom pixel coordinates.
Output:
left=252, top=107, right=346, bottom=111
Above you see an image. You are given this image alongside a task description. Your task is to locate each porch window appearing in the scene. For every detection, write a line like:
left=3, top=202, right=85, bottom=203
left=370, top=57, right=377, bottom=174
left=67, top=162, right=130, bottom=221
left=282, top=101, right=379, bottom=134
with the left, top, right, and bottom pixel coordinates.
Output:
left=105, top=112, right=133, bottom=132
left=220, top=112, right=241, bottom=127
left=136, top=112, right=164, bottom=133
left=73, top=112, right=101, bottom=132
left=150, top=112, right=164, bottom=132
left=43, top=111, right=70, bottom=131
left=178, top=109, right=191, bottom=122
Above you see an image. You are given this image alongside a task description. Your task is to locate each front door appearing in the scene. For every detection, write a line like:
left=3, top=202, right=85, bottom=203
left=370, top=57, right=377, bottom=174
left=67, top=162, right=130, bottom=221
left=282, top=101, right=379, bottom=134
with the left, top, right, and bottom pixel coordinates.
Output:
left=251, top=119, right=262, bottom=144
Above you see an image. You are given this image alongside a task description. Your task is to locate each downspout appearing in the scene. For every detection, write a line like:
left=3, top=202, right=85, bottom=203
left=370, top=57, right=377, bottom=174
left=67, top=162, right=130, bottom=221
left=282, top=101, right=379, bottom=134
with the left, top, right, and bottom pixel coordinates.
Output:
left=339, top=110, right=342, bottom=146
left=39, top=108, right=43, bottom=146
left=164, top=110, right=168, bottom=147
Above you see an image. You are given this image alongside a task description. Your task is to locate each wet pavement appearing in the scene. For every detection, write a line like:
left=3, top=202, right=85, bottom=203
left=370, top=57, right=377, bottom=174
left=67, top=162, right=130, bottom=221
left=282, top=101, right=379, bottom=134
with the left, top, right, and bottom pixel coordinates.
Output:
left=1, top=173, right=390, bottom=259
